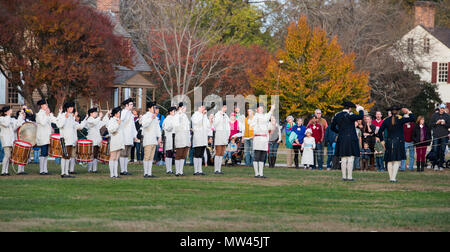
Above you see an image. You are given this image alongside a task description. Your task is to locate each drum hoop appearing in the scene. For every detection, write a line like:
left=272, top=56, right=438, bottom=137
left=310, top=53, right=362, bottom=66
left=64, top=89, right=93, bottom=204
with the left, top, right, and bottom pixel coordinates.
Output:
left=77, top=140, right=93, bottom=144
left=51, top=134, right=61, bottom=140
left=15, top=140, right=32, bottom=147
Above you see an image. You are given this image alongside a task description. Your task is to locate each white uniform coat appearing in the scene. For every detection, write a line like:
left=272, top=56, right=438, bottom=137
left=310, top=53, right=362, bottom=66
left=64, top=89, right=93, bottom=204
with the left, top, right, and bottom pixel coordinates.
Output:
left=248, top=111, right=272, bottom=151
left=107, top=117, right=125, bottom=152
left=56, top=113, right=85, bottom=146
left=86, top=116, right=108, bottom=146
left=120, top=109, right=137, bottom=146
left=163, top=115, right=176, bottom=151
left=140, top=112, right=161, bottom=146
left=35, top=109, right=57, bottom=146
left=213, top=111, right=230, bottom=146
left=191, top=111, right=211, bottom=148
left=0, top=116, right=24, bottom=147
left=174, top=112, right=191, bottom=148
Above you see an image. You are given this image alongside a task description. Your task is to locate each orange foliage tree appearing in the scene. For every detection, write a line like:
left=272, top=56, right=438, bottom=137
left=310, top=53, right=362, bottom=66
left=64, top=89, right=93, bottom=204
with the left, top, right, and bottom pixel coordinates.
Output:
left=251, top=16, right=372, bottom=118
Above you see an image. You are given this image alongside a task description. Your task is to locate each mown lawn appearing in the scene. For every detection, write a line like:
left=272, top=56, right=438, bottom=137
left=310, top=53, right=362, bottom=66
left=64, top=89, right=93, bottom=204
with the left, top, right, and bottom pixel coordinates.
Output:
left=0, top=162, right=449, bottom=232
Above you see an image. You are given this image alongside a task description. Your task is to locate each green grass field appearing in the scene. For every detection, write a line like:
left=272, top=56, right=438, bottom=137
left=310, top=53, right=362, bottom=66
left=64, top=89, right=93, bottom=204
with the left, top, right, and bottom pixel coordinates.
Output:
left=0, top=162, right=449, bottom=232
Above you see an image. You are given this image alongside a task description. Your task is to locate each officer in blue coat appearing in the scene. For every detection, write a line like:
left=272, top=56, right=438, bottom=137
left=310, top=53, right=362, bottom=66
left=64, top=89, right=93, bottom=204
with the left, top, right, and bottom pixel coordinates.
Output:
left=377, top=105, right=414, bottom=183
left=331, top=101, right=365, bottom=181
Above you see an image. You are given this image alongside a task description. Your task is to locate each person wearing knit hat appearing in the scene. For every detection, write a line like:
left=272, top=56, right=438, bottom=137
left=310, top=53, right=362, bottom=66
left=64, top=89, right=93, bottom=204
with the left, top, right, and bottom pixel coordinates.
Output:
left=139, top=101, right=162, bottom=178
left=212, top=101, right=230, bottom=174
left=86, top=107, right=109, bottom=173
left=162, top=106, right=177, bottom=174
left=248, top=103, right=276, bottom=178
left=35, top=99, right=58, bottom=175
left=119, top=98, right=136, bottom=176
left=330, top=101, right=365, bottom=181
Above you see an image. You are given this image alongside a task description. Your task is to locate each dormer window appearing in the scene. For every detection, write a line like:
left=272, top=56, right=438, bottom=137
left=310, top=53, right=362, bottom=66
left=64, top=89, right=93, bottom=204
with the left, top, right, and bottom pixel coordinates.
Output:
left=407, top=38, right=414, bottom=53
left=424, top=38, right=430, bottom=54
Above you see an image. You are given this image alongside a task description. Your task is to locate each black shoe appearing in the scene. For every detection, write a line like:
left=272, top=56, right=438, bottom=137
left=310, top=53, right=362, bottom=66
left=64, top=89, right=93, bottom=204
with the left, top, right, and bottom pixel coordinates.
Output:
left=0, top=174, right=5, bottom=177
left=124, top=172, right=132, bottom=176
left=347, top=179, right=355, bottom=182
left=218, top=172, right=224, bottom=175
left=175, top=174, right=180, bottom=177
left=193, top=173, right=199, bottom=176
left=5, top=173, right=10, bottom=176
left=120, top=172, right=125, bottom=175
left=40, top=172, right=46, bottom=176
left=255, top=175, right=260, bottom=178
left=167, top=171, right=173, bottom=174
left=342, top=178, right=347, bottom=181
left=92, top=171, right=98, bottom=174
left=144, top=174, right=148, bottom=178
left=180, top=174, right=185, bottom=176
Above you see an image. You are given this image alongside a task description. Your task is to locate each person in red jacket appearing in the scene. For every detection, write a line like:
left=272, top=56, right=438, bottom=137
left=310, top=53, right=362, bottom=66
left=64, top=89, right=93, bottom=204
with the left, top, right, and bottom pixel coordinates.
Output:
left=372, top=111, right=383, bottom=133
left=401, top=120, right=415, bottom=171
left=307, top=115, right=324, bottom=170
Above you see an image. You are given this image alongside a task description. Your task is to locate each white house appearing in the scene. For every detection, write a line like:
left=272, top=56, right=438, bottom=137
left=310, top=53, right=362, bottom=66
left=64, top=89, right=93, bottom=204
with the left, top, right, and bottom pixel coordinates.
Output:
left=397, top=1, right=450, bottom=108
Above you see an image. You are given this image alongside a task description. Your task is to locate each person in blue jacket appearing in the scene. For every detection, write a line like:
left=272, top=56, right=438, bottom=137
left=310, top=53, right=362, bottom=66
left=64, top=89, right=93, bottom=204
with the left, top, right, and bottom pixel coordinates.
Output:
left=331, top=101, right=365, bottom=181
left=324, top=124, right=338, bottom=170
left=292, top=117, right=306, bottom=169
left=377, top=105, right=415, bottom=183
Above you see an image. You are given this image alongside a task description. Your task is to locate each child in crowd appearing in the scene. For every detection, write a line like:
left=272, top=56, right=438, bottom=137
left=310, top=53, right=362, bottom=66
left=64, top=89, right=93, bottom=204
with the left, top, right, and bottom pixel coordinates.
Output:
left=224, top=137, right=238, bottom=166
left=374, top=137, right=385, bottom=172
left=156, top=142, right=165, bottom=166
left=361, top=142, right=371, bottom=171
left=301, top=129, right=315, bottom=170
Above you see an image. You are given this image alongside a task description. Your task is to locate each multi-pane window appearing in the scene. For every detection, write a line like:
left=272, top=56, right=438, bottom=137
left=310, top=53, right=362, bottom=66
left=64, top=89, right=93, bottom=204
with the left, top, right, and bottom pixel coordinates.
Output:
left=7, top=81, right=18, bottom=104
left=438, top=63, right=448, bottom=83
left=424, top=38, right=430, bottom=54
left=407, top=38, right=414, bottom=53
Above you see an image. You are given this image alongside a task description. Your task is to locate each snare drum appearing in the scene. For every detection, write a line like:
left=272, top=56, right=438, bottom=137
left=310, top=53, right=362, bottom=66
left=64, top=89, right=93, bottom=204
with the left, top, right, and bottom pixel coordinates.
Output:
left=49, top=134, right=62, bottom=158
left=98, top=140, right=110, bottom=163
left=76, top=139, right=93, bottom=163
left=11, top=140, right=32, bottom=166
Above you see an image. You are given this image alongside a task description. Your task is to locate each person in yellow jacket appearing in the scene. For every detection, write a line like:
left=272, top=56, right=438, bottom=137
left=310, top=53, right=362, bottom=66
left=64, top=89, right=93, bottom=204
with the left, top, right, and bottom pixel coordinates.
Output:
left=243, top=109, right=254, bottom=166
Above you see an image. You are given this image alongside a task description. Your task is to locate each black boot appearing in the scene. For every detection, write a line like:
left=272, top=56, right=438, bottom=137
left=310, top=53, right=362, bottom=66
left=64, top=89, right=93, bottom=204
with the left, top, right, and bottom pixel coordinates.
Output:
left=416, top=161, right=421, bottom=172
left=422, top=161, right=426, bottom=172
left=272, top=157, right=277, bottom=168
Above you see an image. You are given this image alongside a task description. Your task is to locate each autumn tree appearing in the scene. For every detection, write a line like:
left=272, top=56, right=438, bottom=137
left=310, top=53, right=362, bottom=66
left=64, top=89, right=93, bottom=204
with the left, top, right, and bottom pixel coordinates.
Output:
left=204, top=44, right=272, bottom=97
left=0, top=0, right=132, bottom=111
left=251, top=16, right=371, bottom=118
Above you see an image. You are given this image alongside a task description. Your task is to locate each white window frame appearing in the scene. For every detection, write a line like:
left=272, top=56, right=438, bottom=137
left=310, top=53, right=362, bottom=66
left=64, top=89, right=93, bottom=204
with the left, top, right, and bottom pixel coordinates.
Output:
left=438, top=63, right=448, bottom=83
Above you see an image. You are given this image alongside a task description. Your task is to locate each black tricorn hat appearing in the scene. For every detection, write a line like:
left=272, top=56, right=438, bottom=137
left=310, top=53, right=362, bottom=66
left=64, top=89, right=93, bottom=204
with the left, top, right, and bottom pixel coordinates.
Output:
left=37, top=99, right=47, bottom=106
left=146, top=101, right=155, bottom=109
left=112, top=106, right=122, bottom=116
left=389, top=105, right=403, bottom=111
left=168, top=106, right=177, bottom=113
left=222, top=101, right=227, bottom=107
left=122, top=98, right=134, bottom=106
left=88, top=107, right=98, bottom=115
left=63, top=101, right=75, bottom=111
left=178, top=102, right=184, bottom=108
left=341, top=101, right=356, bottom=108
